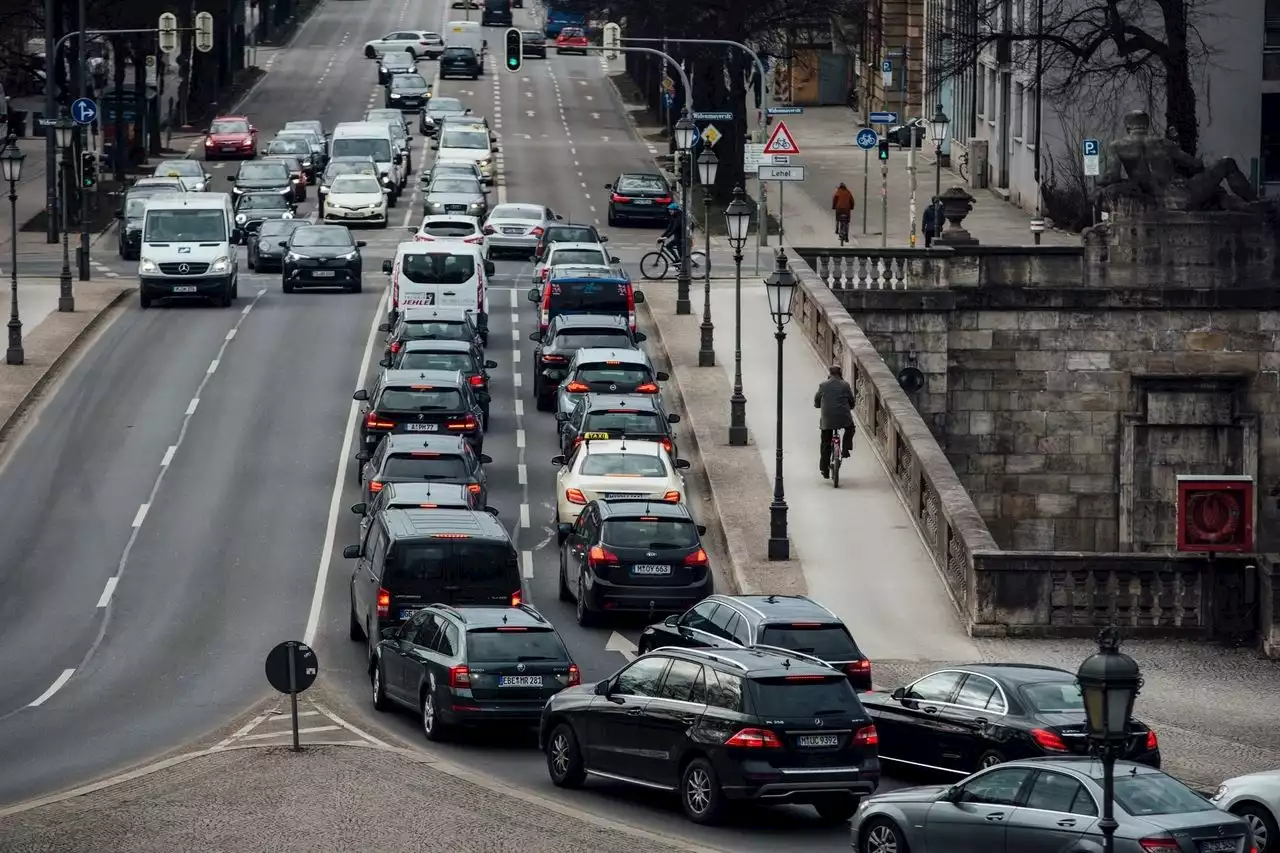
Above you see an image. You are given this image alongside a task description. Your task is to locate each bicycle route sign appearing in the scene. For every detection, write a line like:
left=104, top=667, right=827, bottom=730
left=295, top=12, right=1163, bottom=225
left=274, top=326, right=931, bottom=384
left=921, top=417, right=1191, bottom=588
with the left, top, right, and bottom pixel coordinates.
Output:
left=855, top=128, right=878, bottom=150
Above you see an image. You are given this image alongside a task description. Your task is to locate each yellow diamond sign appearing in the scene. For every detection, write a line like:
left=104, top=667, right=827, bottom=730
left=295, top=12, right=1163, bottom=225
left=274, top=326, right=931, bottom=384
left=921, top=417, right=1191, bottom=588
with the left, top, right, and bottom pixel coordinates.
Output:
left=700, top=123, right=722, bottom=146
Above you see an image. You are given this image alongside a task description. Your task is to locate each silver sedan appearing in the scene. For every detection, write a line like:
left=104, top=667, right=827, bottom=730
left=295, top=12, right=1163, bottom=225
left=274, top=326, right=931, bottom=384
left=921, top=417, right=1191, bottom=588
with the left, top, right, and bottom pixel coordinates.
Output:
left=422, top=176, right=488, bottom=219
left=483, top=203, right=560, bottom=259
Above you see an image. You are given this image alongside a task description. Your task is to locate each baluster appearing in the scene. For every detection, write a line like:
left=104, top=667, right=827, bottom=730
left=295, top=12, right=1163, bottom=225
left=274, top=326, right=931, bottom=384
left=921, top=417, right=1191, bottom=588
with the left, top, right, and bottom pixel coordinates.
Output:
left=888, top=257, right=902, bottom=289
left=817, top=253, right=831, bottom=286
left=872, top=257, right=887, bottom=289
left=828, top=255, right=841, bottom=289
left=856, top=255, right=870, bottom=290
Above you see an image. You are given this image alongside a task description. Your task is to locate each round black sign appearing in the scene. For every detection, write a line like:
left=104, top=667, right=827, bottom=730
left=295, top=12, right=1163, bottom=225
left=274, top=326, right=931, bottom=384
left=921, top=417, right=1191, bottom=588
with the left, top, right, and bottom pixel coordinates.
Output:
left=264, top=641, right=319, bottom=695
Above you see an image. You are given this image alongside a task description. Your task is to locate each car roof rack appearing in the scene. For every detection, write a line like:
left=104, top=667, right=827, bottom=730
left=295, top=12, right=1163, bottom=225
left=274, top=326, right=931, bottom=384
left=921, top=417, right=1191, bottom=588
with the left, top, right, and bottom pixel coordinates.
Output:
left=428, top=603, right=465, bottom=622
left=751, top=644, right=836, bottom=669
left=516, top=603, right=547, bottom=623
left=649, top=646, right=749, bottom=671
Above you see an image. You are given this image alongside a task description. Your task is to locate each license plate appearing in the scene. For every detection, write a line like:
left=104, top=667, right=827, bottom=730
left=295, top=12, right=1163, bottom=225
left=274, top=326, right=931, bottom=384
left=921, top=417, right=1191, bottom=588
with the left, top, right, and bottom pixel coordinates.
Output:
left=797, top=734, right=840, bottom=748
left=605, top=492, right=640, bottom=499
left=499, top=676, right=543, bottom=687
left=633, top=199, right=653, bottom=205
left=172, top=285, right=198, bottom=293
left=446, top=206, right=465, bottom=212
left=399, top=607, right=424, bottom=619
left=405, top=423, right=438, bottom=432
left=221, top=146, right=236, bottom=152
left=502, top=227, right=524, bottom=234
left=632, top=564, right=671, bottom=575
left=312, top=270, right=335, bottom=277
left=1201, top=842, right=1236, bottom=853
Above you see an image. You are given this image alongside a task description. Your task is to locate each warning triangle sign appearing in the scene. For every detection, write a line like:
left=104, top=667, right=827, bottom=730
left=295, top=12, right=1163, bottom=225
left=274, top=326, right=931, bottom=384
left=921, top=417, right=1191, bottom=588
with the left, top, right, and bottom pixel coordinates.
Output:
left=763, top=120, right=801, bottom=155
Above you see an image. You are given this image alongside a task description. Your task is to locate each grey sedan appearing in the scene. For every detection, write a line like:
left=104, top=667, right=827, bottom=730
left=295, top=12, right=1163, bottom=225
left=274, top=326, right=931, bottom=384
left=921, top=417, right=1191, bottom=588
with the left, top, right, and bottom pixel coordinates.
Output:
left=422, top=176, right=488, bottom=219
left=482, top=202, right=560, bottom=259
left=851, top=758, right=1252, bottom=853
left=152, top=159, right=211, bottom=192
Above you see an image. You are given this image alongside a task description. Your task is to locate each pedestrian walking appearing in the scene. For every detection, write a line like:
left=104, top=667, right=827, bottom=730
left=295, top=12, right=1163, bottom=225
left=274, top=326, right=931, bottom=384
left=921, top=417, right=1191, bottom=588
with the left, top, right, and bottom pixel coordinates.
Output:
left=922, top=197, right=944, bottom=247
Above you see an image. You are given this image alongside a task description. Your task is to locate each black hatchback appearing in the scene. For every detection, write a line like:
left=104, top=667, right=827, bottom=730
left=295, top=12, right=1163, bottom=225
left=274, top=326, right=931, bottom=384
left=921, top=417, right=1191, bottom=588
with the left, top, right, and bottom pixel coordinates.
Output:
left=380, top=306, right=482, bottom=360
left=380, top=339, right=497, bottom=427
left=440, top=46, right=481, bottom=79
left=558, top=393, right=679, bottom=457
left=372, top=604, right=581, bottom=741
left=232, top=191, right=296, bottom=241
left=353, top=368, right=486, bottom=457
left=355, top=432, right=491, bottom=506
left=281, top=224, right=366, bottom=293
left=540, top=646, right=881, bottom=825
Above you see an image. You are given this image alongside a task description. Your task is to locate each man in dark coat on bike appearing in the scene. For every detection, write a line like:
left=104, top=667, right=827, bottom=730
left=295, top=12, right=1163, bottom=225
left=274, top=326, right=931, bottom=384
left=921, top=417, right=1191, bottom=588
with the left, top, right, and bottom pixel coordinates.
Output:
left=815, top=365, right=856, bottom=479
left=662, top=201, right=685, bottom=263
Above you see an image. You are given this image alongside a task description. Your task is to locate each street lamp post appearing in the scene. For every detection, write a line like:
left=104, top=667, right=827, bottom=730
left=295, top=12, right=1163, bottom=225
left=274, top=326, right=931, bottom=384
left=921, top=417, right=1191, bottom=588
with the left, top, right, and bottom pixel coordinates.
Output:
left=763, top=250, right=797, bottom=561
left=929, top=104, right=950, bottom=203
left=54, top=119, right=76, bottom=313
left=3, top=137, right=27, bottom=366
left=696, top=148, right=719, bottom=367
left=1077, top=627, right=1142, bottom=853
left=672, top=113, right=696, bottom=316
left=724, top=188, right=751, bottom=446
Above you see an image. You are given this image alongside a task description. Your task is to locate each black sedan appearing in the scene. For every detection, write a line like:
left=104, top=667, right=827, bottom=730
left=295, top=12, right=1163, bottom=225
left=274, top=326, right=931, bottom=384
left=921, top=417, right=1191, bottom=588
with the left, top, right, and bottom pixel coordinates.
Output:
left=860, top=663, right=1162, bottom=776
left=233, top=192, right=296, bottom=242
left=529, top=314, right=645, bottom=401
left=887, top=117, right=928, bottom=147
left=281, top=224, right=366, bottom=293
left=229, top=160, right=297, bottom=203
left=261, top=154, right=308, bottom=201
left=604, top=172, right=675, bottom=226
left=248, top=219, right=302, bottom=272
left=386, top=72, right=432, bottom=111
left=419, top=96, right=470, bottom=137
left=521, top=30, right=547, bottom=58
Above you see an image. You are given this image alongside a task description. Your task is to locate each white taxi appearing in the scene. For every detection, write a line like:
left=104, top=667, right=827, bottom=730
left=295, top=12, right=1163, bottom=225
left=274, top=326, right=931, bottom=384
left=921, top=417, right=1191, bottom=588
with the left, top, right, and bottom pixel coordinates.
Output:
left=553, top=438, right=689, bottom=528
left=321, top=174, right=389, bottom=227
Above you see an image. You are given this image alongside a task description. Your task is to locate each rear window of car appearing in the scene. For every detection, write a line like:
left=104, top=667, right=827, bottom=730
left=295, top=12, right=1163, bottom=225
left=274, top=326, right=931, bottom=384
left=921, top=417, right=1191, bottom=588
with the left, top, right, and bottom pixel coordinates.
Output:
left=466, top=628, right=567, bottom=662
left=402, top=253, right=475, bottom=284
left=455, top=541, right=520, bottom=584
left=759, top=624, right=861, bottom=659
left=576, top=363, right=650, bottom=384
left=617, top=175, right=667, bottom=193
left=421, top=221, right=476, bottom=237
left=554, top=331, right=631, bottom=349
left=376, top=387, right=464, bottom=411
left=547, top=228, right=597, bottom=243
left=603, top=519, right=699, bottom=549
left=387, top=541, right=517, bottom=586
left=579, top=453, right=666, bottom=477
left=1108, top=774, right=1215, bottom=817
left=584, top=409, right=661, bottom=433
left=381, top=453, right=469, bottom=480
left=548, top=280, right=629, bottom=312
left=748, top=675, right=863, bottom=718
left=550, top=249, right=608, bottom=266
left=1020, top=681, right=1084, bottom=713
left=402, top=320, right=470, bottom=341
left=397, top=352, right=474, bottom=372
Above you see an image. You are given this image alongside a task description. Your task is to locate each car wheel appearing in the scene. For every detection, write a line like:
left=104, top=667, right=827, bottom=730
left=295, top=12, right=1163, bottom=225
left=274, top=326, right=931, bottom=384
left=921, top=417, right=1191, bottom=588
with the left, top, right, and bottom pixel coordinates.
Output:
left=421, top=680, right=448, bottom=742
left=680, top=757, right=727, bottom=825
left=139, top=290, right=152, bottom=309
left=348, top=277, right=363, bottom=294
left=481, top=405, right=489, bottom=430
left=976, top=749, right=1006, bottom=770
left=814, top=795, right=860, bottom=824
left=371, top=655, right=391, bottom=711
left=365, top=45, right=377, bottom=58
left=558, top=552, right=572, bottom=601
left=575, top=573, right=595, bottom=627
left=231, top=278, right=239, bottom=299
left=546, top=723, right=586, bottom=787
left=607, top=210, right=617, bottom=227
left=219, top=282, right=233, bottom=307
left=1233, top=803, right=1278, bottom=853
left=860, top=818, right=909, bottom=853
left=405, top=47, right=416, bottom=57
left=349, top=600, right=366, bottom=641
left=283, top=279, right=295, bottom=293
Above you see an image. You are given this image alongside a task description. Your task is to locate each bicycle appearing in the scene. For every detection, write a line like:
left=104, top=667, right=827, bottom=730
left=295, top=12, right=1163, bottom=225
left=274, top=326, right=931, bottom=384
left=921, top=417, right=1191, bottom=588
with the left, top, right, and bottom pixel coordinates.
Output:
left=639, top=239, right=708, bottom=281
left=835, top=214, right=850, bottom=245
left=827, top=429, right=845, bottom=487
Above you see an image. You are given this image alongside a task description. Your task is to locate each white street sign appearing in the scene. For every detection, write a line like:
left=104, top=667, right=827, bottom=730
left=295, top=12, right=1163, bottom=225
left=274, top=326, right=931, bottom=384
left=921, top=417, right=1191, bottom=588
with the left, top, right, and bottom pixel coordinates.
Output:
left=758, top=164, right=805, bottom=182
left=744, top=143, right=765, bottom=173
left=157, top=12, right=179, bottom=54
left=1084, top=155, right=1100, bottom=176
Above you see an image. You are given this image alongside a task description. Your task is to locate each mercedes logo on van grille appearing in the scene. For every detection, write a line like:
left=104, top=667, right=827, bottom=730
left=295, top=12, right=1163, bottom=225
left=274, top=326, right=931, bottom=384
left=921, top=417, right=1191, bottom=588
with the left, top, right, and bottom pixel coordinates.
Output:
left=516, top=663, right=526, bottom=672
left=608, top=384, right=617, bottom=391
left=177, top=263, right=190, bottom=274
left=813, top=718, right=825, bottom=727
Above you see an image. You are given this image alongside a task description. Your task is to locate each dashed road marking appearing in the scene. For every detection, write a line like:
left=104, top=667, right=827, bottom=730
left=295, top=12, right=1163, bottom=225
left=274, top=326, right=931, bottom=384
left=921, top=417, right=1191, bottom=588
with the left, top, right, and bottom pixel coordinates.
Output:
left=516, top=428, right=525, bottom=449
left=518, top=463, right=527, bottom=485
left=522, top=550, right=534, bottom=578
left=206, top=358, right=219, bottom=374
left=160, top=445, right=177, bottom=467
left=520, top=503, right=530, bottom=528
left=95, top=577, right=119, bottom=608
left=28, top=670, right=75, bottom=707
left=185, top=398, right=200, bottom=416
left=131, top=503, right=150, bottom=528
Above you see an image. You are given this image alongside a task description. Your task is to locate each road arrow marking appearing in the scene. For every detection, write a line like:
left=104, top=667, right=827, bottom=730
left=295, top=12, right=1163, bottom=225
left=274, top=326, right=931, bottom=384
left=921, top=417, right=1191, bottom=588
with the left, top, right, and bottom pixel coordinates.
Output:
left=585, top=95, right=593, bottom=101
left=527, top=110, right=536, bottom=118
left=591, top=113, right=599, bottom=119
left=606, top=632, right=638, bottom=661
left=600, top=136, right=609, bottom=142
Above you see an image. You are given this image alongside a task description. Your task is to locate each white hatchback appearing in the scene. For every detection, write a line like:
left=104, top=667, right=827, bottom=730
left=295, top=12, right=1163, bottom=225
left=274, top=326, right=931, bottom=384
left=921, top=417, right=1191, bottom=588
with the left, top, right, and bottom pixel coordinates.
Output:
left=410, top=215, right=485, bottom=247
left=322, top=174, right=389, bottom=226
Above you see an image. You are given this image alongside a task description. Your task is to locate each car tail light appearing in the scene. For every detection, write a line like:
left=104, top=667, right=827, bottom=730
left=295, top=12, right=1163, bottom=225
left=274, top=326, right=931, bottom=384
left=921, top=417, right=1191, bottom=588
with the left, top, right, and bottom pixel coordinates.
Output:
left=1031, top=728, right=1068, bottom=752
left=635, top=382, right=658, bottom=393
left=510, top=589, right=522, bottom=606
left=654, top=196, right=672, bottom=205
left=390, top=341, right=402, bottom=353
left=572, top=436, right=584, bottom=448
left=1138, top=837, right=1181, bottom=853
left=566, top=381, right=590, bottom=393
left=376, top=588, right=391, bottom=619
left=845, top=659, right=872, bottom=677
left=482, top=224, right=495, bottom=234
left=417, top=504, right=439, bottom=509
left=566, top=488, right=587, bottom=505
left=853, top=725, right=879, bottom=746
left=660, top=437, right=673, bottom=453
left=447, top=414, right=479, bottom=432
left=663, top=490, right=682, bottom=502
left=627, top=288, right=637, bottom=332
left=724, top=728, right=782, bottom=748
left=420, top=40, right=431, bottom=45
left=469, top=375, right=485, bottom=387
left=567, top=664, right=581, bottom=686
left=467, top=483, right=482, bottom=494
left=368, top=481, right=384, bottom=493
left=463, top=235, right=482, bottom=244
left=1145, top=730, right=1158, bottom=750
left=448, top=664, right=471, bottom=687
left=611, top=193, right=628, bottom=203
left=539, top=286, right=551, bottom=330
left=415, top=234, right=434, bottom=242
left=365, top=412, right=394, bottom=429
left=538, top=267, right=549, bottom=282
left=541, top=354, right=567, bottom=364
left=587, top=545, right=617, bottom=565
left=683, top=547, right=707, bottom=566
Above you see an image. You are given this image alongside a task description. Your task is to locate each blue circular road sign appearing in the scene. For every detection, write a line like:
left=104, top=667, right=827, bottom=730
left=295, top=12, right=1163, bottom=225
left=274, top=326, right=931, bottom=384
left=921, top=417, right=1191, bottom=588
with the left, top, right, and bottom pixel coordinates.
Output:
left=71, top=98, right=98, bottom=125
left=856, top=128, right=878, bottom=150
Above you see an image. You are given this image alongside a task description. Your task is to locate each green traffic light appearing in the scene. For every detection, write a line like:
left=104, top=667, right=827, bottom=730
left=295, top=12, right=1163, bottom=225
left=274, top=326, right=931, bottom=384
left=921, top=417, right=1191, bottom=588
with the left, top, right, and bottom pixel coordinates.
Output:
left=508, top=57, right=518, bottom=67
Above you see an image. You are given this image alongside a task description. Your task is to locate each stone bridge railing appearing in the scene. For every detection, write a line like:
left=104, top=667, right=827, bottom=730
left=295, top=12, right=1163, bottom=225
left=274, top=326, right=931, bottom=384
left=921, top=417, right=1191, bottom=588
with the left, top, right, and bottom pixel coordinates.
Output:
left=795, top=245, right=1086, bottom=290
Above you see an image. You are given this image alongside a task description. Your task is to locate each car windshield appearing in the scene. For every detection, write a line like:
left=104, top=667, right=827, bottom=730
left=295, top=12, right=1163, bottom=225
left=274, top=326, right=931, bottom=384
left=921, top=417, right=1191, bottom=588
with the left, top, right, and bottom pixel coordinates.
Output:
left=402, top=320, right=470, bottom=341
left=383, top=55, right=413, bottom=67
left=617, top=175, right=667, bottom=193
left=332, top=138, right=392, bottom=161
left=420, top=221, right=476, bottom=237
left=430, top=179, right=480, bottom=195
left=749, top=676, right=862, bottom=717
left=291, top=227, right=351, bottom=248
left=575, top=363, right=649, bottom=384
left=1108, top=774, right=1215, bottom=817
left=331, top=176, right=382, bottom=194
left=604, top=519, right=698, bottom=549
left=124, top=190, right=179, bottom=216
left=210, top=119, right=248, bottom=134
left=258, top=220, right=301, bottom=238
left=266, top=157, right=302, bottom=171
left=401, top=254, right=476, bottom=284
left=429, top=98, right=465, bottom=113
left=547, top=227, right=597, bottom=243
left=238, top=194, right=288, bottom=210
left=397, top=352, right=473, bottom=372
left=238, top=163, right=288, bottom=181
left=579, top=453, right=666, bottom=477
left=551, top=249, right=608, bottom=266
left=392, top=75, right=428, bottom=89
left=155, top=161, right=201, bottom=177
left=268, top=139, right=308, bottom=153
left=143, top=209, right=227, bottom=242
left=759, top=624, right=860, bottom=658
left=555, top=331, right=631, bottom=349
left=376, top=387, right=464, bottom=411
left=521, top=31, right=541, bottom=39
left=466, top=628, right=567, bottom=662
left=494, top=204, right=542, bottom=221
left=432, top=165, right=478, bottom=180
left=1019, top=681, right=1085, bottom=713
left=583, top=410, right=661, bottom=433
left=441, top=130, right=488, bottom=150
left=381, top=454, right=469, bottom=480
left=284, top=122, right=321, bottom=134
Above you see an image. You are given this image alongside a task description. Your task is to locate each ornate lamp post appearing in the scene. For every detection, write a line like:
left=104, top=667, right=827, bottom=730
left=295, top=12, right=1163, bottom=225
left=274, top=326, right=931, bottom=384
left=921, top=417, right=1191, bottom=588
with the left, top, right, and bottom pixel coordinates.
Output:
left=695, top=148, right=719, bottom=367
left=763, top=250, right=798, bottom=561
left=723, top=188, right=751, bottom=445
left=929, top=104, right=950, bottom=202
left=3, top=137, right=27, bottom=365
left=54, top=119, right=76, bottom=312
left=1077, top=628, right=1142, bottom=853
left=672, top=113, right=696, bottom=315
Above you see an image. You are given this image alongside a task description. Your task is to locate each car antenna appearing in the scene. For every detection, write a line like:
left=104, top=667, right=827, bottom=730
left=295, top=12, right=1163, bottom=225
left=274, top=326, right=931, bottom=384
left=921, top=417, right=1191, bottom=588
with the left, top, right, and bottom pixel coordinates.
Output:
left=765, top=594, right=778, bottom=603
left=782, top=657, right=792, bottom=669
left=502, top=613, right=508, bottom=623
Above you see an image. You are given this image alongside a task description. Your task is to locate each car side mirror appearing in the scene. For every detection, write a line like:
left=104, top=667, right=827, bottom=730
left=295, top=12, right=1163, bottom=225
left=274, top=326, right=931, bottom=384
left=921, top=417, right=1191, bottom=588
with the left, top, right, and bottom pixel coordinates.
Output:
left=634, top=332, right=647, bottom=342
left=226, top=175, right=235, bottom=182
left=249, top=125, right=257, bottom=133
left=528, top=331, right=542, bottom=342
left=382, top=186, right=391, bottom=193
left=526, top=288, right=540, bottom=303
left=696, top=525, right=707, bottom=535
left=633, top=291, right=645, bottom=304
left=351, top=502, right=368, bottom=515
left=342, top=544, right=361, bottom=559
left=664, top=614, right=679, bottom=627
left=378, top=357, right=390, bottom=368
left=891, top=686, right=906, bottom=701
left=114, top=208, right=123, bottom=218
left=431, top=142, right=439, bottom=150
left=485, top=506, right=500, bottom=516
left=667, top=413, right=681, bottom=424
left=484, top=359, right=498, bottom=369
left=318, top=185, right=329, bottom=194
left=381, top=626, right=398, bottom=641
left=381, top=260, right=393, bottom=274
left=479, top=453, right=493, bottom=464
left=354, top=451, right=371, bottom=462
left=558, top=522, right=574, bottom=538
left=554, top=213, right=563, bottom=220
left=603, top=183, right=613, bottom=190
left=278, top=240, right=289, bottom=247
left=598, top=235, right=609, bottom=242
left=609, top=256, right=620, bottom=264
left=356, top=240, right=367, bottom=248
left=554, top=412, right=568, bottom=423
left=484, top=260, right=496, bottom=276
left=656, top=371, right=670, bottom=382
left=551, top=454, right=566, bottom=466
left=465, top=108, right=472, bottom=114
left=393, top=154, right=403, bottom=164
left=352, top=389, right=370, bottom=401
left=674, top=459, right=691, bottom=470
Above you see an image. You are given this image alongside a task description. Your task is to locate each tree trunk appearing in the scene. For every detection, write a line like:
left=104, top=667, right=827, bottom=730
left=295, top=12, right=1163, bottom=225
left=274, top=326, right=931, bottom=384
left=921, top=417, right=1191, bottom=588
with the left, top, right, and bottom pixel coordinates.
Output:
left=132, top=37, right=146, bottom=167
left=112, top=36, right=126, bottom=181
left=1161, top=0, right=1197, bottom=154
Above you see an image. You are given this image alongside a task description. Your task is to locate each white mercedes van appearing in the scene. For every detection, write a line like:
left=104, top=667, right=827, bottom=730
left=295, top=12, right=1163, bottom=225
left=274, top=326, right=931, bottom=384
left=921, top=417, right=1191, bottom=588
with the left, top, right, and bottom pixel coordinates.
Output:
left=137, top=192, right=240, bottom=308
left=382, top=241, right=495, bottom=345
left=330, top=122, right=403, bottom=203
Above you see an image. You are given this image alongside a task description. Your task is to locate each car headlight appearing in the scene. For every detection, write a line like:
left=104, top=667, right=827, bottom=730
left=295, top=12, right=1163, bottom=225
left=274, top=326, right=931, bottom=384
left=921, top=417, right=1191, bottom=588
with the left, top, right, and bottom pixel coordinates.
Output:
left=282, top=212, right=294, bottom=219
left=235, top=213, right=247, bottom=223
left=380, top=175, right=392, bottom=185
left=338, top=251, right=358, bottom=260
left=210, top=256, right=231, bottom=273
left=390, top=93, right=401, bottom=99
left=139, top=258, right=158, bottom=273
left=478, top=158, right=491, bottom=168
left=286, top=252, right=301, bottom=263
left=469, top=202, right=481, bottom=209
left=301, top=160, right=312, bottom=168
left=1210, top=786, right=1226, bottom=801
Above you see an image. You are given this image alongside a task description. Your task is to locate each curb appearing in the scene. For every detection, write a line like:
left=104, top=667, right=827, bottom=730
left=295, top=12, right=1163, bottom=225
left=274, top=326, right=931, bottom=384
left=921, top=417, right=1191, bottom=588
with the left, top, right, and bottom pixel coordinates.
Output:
left=0, top=287, right=135, bottom=448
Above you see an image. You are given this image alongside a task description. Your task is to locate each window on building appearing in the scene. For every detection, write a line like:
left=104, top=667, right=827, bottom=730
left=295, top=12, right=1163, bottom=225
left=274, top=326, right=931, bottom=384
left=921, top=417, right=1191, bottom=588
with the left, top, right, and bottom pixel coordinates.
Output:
left=977, top=65, right=986, bottom=117
left=1014, top=0, right=1026, bottom=32
left=1263, top=94, right=1280, bottom=184
left=1012, top=82, right=1024, bottom=140
left=986, top=69, right=997, bottom=123
left=1268, top=0, right=1280, bottom=79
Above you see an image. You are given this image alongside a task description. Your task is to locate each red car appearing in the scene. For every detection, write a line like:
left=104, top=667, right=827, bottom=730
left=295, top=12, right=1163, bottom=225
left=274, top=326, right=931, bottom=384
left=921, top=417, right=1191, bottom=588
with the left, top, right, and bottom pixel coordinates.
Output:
left=203, top=115, right=258, bottom=161
left=555, top=27, right=589, bottom=54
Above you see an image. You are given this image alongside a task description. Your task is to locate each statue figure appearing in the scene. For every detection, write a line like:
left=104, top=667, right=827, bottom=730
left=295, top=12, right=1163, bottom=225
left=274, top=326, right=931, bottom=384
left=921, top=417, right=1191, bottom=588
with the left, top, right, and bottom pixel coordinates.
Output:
left=1097, top=110, right=1260, bottom=212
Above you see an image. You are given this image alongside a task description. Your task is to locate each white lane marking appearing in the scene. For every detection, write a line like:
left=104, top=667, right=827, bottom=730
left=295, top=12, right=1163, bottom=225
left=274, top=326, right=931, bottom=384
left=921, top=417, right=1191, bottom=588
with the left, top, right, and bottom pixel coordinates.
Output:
left=302, top=288, right=391, bottom=648
left=606, top=632, right=638, bottom=662
left=160, top=445, right=177, bottom=467
left=516, top=429, right=525, bottom=449
left=514, top=400, right=523, bottom=417
left=508, top=288, right=517, bottom=307
left=313, top=704, right=392, bottom=748
left=242, top=725, right=340, bottom=741
left=522, top=550, right=534, bottom=579
left=512, top=372, right=522, bottom=387
left=518, top=463, right=527, bottom=485
left=520, top=503, right=530, bottom=528
left=185, top=398, right=200, bottom=416
left=241, top=303, right=252, bottom=315
left=510, top=328, right=519, bottom=341
left=95, top=577, right=119, bottom=608
left=213, top=711, right=273, bottom=749
left=512, top=348, right=521, bottom=363
left=509, top=311, right=518, bottom=323
left=401, top=207, right=412, bottom=228
left=225, top=328, right=237, bottom=341
left=207, top=359, right=219, bottom=375
left=29, top=669, right=76, bottom=707
left=131, top=503, right=150, bottom=528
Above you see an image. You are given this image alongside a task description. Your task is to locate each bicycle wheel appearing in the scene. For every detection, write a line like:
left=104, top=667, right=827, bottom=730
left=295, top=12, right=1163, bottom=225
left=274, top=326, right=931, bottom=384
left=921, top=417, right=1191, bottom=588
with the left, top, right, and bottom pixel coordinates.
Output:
left=688, top=251, right=709, bottom=276
left=639, top=251, right=669, bottom=280
left=831, top=443, right=841, bottom=488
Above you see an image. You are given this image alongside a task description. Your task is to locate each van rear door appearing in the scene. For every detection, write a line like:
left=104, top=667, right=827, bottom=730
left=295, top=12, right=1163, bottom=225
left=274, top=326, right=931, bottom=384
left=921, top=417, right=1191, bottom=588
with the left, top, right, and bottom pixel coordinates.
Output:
left=396, top=250, right=479, bottom=311
left=444, top=540, right=522, bottom=605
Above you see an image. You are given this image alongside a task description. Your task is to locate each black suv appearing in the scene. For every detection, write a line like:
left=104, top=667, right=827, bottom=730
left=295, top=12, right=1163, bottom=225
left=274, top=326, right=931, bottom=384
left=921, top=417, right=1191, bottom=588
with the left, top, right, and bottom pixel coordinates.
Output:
left=281, top=224, right=365, bottom=293
left=533, top=222, right=607, bottom=262
left=351, top=480, right=495, bottom=541
left=380, top=306, right=482, bottom=358
left=372, top=604, right=580, bottom=741
left=440, top=46, right=481, bottom=79
left=345, top=508, right=525, bottom=652
left=557, top=498, right=712, bottom=625
left=232, top=191, right=296, bottom=242
left=637, top=594, right=873, bottom=690
left=228, top=160, right=297, bottom=203
left=539, top=646, right=881, bottom=824
left=558, top=393, right=679, bottom=457
left=529, top=314, right=646, bottom=408
left=117, top=184, right=183, bottom=259
left=380, top=339, right=497, bottom=427
left=353, top=368, right=486, bottom=458
left=355, top=432, right=491, bottom=506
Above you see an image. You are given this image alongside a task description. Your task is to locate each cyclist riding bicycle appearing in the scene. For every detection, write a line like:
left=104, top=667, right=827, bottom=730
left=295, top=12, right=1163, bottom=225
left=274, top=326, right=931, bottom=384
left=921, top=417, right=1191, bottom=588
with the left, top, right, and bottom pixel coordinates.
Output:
left=661, top=201, right=685, bottom=264
left=815, top=364, right=856, bottom=479
left=832, top=183, right=855, bottom=236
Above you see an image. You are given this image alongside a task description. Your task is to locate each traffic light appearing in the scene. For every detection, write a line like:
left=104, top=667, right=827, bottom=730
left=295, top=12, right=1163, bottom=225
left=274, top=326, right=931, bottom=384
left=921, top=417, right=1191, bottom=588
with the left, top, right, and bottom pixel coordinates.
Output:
left=80, top=151, right=97, bottom=188
left=504, top=28, right=522, bottom=73
left=878, top=139, right=889, bottom=161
